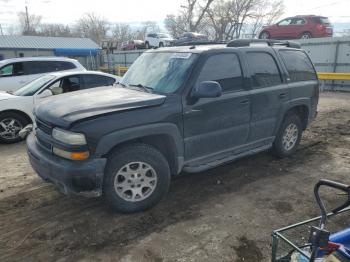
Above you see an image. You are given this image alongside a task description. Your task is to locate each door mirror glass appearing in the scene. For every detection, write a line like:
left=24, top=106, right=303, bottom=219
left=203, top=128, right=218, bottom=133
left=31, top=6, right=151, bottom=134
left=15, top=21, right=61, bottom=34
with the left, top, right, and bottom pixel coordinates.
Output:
left=192, top=81, right=222, bottom=99
left=38, top=89, right=53, bottom=98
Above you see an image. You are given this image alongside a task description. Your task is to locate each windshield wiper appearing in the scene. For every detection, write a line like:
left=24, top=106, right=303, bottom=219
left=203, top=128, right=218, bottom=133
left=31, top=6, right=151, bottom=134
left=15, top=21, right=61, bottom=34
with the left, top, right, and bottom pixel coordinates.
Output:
left=118, top=82, right=127, bottom=88
left=129, top=83, right=154, bottom=93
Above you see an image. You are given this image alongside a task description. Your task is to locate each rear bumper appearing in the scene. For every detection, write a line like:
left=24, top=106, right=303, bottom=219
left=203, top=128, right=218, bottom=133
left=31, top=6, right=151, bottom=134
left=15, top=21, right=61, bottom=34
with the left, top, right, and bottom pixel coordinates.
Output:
left=27, top=133, right=106, bottom=197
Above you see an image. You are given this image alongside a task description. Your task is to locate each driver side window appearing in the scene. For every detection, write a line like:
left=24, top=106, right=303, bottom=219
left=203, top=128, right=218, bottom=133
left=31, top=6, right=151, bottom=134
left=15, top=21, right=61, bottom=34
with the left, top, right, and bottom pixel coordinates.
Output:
left=45, top=76, right=82, bottom=96
left=0, top=64, right=13, bottom=77
left=278, top=18, right=292, bottom=26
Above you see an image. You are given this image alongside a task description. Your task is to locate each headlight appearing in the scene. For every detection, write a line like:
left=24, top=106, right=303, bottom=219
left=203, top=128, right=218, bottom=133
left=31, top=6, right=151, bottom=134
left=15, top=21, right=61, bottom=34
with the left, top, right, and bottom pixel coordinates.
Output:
left=52, top=128, right=87, bottom=145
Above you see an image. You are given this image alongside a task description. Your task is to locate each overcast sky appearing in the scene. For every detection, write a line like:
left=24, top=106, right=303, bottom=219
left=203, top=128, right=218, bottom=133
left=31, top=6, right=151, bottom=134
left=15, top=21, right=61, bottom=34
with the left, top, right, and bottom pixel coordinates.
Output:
left=0, top=0, right=350, bottom=32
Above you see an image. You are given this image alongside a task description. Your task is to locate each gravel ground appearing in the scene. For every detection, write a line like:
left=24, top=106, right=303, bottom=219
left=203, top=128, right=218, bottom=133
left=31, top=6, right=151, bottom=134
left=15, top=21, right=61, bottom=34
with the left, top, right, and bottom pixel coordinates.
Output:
left=0, top=92, right=349, bottom=262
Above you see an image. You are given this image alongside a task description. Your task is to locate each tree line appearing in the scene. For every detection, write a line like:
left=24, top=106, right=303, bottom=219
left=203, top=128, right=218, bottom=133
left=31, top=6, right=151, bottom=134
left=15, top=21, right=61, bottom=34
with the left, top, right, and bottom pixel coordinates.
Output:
left=11, top=0, right=284, bottom=44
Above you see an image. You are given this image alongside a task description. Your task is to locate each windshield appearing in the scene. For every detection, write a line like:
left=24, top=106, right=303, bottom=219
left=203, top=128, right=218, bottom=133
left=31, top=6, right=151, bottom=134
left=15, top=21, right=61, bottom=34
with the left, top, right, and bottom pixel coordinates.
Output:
left=13, top=75, right=56, bottom=96
left=120, top=52, right=197, bottom=94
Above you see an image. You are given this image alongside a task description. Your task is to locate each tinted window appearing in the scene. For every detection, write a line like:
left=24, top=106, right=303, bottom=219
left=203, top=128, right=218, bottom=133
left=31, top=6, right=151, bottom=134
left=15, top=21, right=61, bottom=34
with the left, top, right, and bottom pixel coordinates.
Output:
left=58, top=61, right=76, bottom=70
left=279, top=50, right=317, bottom=82
left=23, top=61, right=54, bottom=74
left=0, top=63, right=24, bottom=76
left=61, top=76, right=81, bottom=92
left=197, top=54, right=243, bottom=92
left=83, top=74, right=116, bottom=89
left=312, top=17, right=330, bottom=24
left=246, top=52, right=282, bottom=88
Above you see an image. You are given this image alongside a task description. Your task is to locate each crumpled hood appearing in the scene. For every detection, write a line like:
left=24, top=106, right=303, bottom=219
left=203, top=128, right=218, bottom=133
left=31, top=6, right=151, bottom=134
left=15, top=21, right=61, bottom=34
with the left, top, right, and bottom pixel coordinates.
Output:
left=0, top=92, right=17, bottom=101
left=35, top=86, right=166, bottom=128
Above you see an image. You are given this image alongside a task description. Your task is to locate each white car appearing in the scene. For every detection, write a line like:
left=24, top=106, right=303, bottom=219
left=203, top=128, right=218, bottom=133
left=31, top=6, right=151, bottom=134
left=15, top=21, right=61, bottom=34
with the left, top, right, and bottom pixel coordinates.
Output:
left=0, top=57, right=86, bottom=92
left=0, top=71, right=120, bottom=143
left=144, top=33, right=174, bottom=48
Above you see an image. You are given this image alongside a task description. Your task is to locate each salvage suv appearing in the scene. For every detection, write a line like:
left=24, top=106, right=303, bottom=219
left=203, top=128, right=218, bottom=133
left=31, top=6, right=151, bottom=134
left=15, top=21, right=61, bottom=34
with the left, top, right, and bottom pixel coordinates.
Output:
left=27, top=39, right=319, bottom=213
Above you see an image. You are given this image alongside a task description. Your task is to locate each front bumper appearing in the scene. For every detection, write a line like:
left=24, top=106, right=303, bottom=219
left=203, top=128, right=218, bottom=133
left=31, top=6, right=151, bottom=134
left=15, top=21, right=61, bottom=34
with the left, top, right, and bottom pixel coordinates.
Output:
left=27, top=133, right=106, bottom=197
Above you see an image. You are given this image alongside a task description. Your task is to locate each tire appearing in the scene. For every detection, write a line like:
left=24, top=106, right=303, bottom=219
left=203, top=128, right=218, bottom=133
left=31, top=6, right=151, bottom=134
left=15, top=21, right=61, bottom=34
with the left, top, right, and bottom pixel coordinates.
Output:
left=300, top=32, right=312, bottom=39
left=145, top=42, right=150, bottom=49
left=259, top=31, right=270, bottom=39
left=103, top=144, right=171, bottom=213
left=0, top=112, right=29, bottom=144
left=272, top=113, right=302, bottom=158
left=159, top=42, right=164, bottom=47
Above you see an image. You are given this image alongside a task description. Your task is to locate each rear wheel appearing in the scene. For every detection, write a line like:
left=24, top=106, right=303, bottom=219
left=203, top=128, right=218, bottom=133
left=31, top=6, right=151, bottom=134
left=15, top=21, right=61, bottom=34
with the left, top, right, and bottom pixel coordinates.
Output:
left=272, top=113, right=302, bottom=158
left=259, top=31, right=270, bottom=39
left=0, top=112, right=29, bottom=144
left=145, top=42, right=150, bottom=49
left=103, top=144, right=171, bottom=213
left=300, top=32, right=312, bottom=39
left=159, top=42, right=164, bottom=47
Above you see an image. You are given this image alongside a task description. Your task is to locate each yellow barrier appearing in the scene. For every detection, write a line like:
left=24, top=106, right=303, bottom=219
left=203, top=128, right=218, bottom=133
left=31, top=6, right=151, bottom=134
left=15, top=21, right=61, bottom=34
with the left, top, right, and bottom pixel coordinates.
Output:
left=317, top=72, right=350, bottom=81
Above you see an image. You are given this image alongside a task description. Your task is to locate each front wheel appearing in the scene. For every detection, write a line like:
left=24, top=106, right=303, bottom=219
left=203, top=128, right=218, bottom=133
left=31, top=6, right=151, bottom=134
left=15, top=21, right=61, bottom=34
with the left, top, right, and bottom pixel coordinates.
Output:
left=103, top=144, right=171, bottom=213
left=0, top=112, right=29, bottom=144
left=145, top=42, right=150, bottom=49
left=272, top=113, right=302, bottom=158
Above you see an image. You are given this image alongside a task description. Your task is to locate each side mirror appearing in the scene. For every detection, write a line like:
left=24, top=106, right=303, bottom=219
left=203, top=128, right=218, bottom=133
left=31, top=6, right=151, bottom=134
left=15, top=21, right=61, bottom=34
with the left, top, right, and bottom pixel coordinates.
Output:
left=192, top=81, right=222, bottom=99
left=38, top=89, right=53, bottom=98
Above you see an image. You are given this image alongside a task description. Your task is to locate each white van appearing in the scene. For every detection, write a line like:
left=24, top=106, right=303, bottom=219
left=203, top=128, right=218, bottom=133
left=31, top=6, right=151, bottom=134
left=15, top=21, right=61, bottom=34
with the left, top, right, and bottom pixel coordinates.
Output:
left=0, top=57, right=86, bottom=92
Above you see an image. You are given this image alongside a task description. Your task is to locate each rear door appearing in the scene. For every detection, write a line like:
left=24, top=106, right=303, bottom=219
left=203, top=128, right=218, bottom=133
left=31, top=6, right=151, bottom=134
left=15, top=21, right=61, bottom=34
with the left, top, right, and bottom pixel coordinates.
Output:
left=245, top=50, right=289, bottom=143
left=288, top=18, right=307, bottom=38
left=183, top=52, right=251, bottom=161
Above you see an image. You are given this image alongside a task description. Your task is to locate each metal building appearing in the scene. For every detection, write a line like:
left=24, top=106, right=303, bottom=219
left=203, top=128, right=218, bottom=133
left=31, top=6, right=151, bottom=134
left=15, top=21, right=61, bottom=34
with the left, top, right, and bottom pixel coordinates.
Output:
left=0, top=35, right=100, bottom=69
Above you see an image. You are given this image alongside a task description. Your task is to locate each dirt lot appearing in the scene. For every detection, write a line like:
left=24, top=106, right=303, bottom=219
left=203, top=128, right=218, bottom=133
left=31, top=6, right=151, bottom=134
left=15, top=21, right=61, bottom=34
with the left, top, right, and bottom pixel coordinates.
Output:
left=0, top=92, right=349, bottom=262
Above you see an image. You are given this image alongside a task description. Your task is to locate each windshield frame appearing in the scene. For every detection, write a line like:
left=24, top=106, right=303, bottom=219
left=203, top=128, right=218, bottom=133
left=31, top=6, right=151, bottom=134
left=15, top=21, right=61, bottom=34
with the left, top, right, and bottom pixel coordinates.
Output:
left=13, top=74, right=57, bottom=96
left=119, top=51, right=199, bottom=95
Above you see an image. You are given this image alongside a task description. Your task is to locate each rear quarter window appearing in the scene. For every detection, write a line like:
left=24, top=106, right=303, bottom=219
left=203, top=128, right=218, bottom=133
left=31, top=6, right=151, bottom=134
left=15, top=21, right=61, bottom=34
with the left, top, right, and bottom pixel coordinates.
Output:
left=279, top=50, right=317, bottom=82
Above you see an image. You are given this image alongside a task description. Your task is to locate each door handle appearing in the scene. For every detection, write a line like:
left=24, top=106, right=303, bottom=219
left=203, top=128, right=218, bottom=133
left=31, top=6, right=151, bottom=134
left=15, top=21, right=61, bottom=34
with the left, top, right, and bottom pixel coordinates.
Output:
left=279, top=93, right=287, bottom=99
left=185, top=109, right=202, bottom=116
left=240, top=100, right=249, bottom=105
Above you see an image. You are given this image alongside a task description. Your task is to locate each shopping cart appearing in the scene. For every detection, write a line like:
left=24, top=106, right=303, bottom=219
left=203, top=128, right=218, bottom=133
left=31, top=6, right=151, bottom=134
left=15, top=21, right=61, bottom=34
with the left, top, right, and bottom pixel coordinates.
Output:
left=271, top=179, right=350, bottom=262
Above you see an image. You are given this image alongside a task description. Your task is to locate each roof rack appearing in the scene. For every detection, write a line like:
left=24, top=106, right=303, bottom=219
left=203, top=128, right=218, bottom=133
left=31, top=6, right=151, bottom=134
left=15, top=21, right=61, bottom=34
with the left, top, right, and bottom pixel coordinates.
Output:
left=226, top=39, right=301, bottom=49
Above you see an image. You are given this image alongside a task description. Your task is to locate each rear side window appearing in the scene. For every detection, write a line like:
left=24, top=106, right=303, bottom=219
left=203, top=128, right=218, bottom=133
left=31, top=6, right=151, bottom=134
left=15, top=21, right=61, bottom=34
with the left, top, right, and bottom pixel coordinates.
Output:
left=58, top=61, right=76, bottom=70
left=279, top=50, right=317, bottom=82
left=246, top=52, right=282, bottom=88
left=312, top=17, right=330, bottom=24
left=83, top=74, right=116, bottom=89
left=196, top=53, right=244, bottom=93
left=23, top=61, right=54, bottom=74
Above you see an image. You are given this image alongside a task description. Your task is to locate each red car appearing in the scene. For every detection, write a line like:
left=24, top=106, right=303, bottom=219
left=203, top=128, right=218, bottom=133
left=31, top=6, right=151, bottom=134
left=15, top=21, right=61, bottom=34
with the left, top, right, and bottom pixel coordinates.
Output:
left=259, top=15, right=333, bottom=40
left=121, top=40, right=145, bottom=51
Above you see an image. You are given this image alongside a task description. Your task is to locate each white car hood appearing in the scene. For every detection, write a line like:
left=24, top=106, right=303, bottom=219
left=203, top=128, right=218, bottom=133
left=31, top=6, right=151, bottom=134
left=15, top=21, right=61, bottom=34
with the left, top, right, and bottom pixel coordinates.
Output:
left=0, top=92, right=17, bottom=101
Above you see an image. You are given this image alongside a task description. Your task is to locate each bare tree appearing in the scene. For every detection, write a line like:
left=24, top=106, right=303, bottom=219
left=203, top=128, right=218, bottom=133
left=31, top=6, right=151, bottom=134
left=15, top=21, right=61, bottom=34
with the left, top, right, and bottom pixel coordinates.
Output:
left=247, top=0, right=284, bottom=38
left=38, top=23, right=73, bottom=37
left=17, top=11, right=42, bottom=35
left=74, top=13, right=109, bottom=44
left=112, top=23, right=137, bottom=43
left=165, top=0, right=215, bottom=37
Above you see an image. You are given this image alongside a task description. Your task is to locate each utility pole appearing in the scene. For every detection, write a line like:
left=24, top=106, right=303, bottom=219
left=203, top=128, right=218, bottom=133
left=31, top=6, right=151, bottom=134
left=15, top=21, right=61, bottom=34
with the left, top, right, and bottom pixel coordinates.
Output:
left=25, top=2, right=30, bottom=33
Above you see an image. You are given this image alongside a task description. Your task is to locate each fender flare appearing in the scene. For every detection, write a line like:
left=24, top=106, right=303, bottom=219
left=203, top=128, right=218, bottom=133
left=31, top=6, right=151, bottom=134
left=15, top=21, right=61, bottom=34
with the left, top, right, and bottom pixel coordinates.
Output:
left=95, top=123, right=184, bottom=159
left=274, top=98, right=312, bottom=134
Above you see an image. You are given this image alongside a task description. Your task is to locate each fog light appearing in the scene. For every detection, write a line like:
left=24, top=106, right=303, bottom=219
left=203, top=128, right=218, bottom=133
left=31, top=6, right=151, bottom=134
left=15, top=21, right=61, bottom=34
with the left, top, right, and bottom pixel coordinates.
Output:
left=53, top=147, right=89, bottom=161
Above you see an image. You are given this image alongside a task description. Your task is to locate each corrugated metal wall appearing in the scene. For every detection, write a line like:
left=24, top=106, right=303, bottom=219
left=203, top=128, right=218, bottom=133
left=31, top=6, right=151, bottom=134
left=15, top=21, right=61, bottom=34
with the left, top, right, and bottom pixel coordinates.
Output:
left=103, top=37, right=350, bottom=92
left=297, top=37, right=350, bottom=91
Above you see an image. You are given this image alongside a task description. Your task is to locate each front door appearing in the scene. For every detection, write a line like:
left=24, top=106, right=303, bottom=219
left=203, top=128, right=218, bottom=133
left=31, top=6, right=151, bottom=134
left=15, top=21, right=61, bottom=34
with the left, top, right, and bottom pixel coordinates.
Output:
left=183, top=53, right=251, bottom=161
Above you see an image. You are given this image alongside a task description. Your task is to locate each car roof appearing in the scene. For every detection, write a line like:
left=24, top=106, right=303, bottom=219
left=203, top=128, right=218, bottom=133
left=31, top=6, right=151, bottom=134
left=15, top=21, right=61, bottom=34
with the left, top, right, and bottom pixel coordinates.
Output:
left=47, top=70, right=120, bottom=79
left=0, top=56, right=78, bottom=64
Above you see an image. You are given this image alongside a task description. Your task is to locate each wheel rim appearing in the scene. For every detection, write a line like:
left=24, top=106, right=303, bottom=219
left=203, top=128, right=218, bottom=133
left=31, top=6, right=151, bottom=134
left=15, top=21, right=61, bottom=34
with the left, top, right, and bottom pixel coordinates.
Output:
left=301, top=34, right=310, bottom=39
left=0, top=118, right=23, bottom=140
left=282, top=123, right=299, bottom=151
left=114, top=161, right=158, bottom=202
left=261, top=32, right=269, bottom=39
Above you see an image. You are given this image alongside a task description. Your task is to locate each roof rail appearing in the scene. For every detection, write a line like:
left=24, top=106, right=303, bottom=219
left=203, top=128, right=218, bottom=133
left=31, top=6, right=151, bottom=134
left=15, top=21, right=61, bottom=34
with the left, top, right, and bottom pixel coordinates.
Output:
left=174, top=40, right=227, bottom=47
left=226, top=39, right=301, bottom=49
